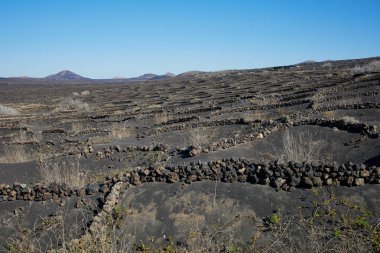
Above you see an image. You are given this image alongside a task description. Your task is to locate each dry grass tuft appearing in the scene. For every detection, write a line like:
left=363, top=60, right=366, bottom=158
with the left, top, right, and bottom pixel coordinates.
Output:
left=0, top=145, right=34, bottom=163
left=279, top=129, right=327, bottom=163
left=154, top=112, right=173, bottom=124
left=109, top=123, right=135, bottom=139
left=53, top=97, right=91, bottom=112
left=351, top=60, right=380, bottom=74
left=323, top=111, right=335, bottom=119
left=0, top=104, right=19, bottom=116
left=243, top=110, right=268, bottom=122
left=189, top=127, right=218, bottom=148
left=341, top=116, right=359, bottom=124
left=38, top=160, right=89, bottom=188
left=3, top=189, right=379, bottom=253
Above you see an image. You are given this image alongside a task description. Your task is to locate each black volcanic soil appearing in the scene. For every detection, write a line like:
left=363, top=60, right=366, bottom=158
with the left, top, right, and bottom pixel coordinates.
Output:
left=119, top=182, right=380, bottom=247
left=0, top=57, right=379, bottom=251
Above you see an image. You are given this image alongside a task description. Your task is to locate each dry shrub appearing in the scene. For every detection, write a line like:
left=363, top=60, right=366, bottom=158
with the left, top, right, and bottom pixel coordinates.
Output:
left=67, top=226, right=133, bottom=253
left=14, top=129, right=28, bottom=143
left=13, top=129, right=38, bottom=143
left=189, top=127, right=218, bottom=148
left=154, top=112, right=173, bottom=124
left=323, top=111, right=335, bottom=119
left=3, top=200, right=99, bottom=253
left=279, top=129, right=327, bottom=163
left=341, top=116, right=359, bottom=124
left=3, top=189, right=379, bottom=253
left=243, top=110, right=267, bottom=122
left=0, top=104, right=19, bottom=116
left=351, top=60, right=380, bottom=74
left=249, top=94, right=279, bottom=107
left=70, top=122, right=84, bottom=134
left=80, top=90, right=90, bottom=96
left=38, top=160, right=89, bottom=188
left=147, top=104, right=161, bottom=109
left=0, top=145, right=34, bottom=163
left=311, top=87, right=331, bottom=109
left=254, top=189, right=380, bottom=253
left=109, top=123, right=134, bottom=139
left=54, top=97, right=91, bottom=112
left=73, top=91, right=90, bottom=97
left=87, top=135, right=110, bottom=145
left=186, top=217, right=244, bottom=253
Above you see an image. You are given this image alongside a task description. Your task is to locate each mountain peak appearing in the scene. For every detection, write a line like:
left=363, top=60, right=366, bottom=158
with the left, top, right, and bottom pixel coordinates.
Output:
left=45, top=70, right=89, bottom=80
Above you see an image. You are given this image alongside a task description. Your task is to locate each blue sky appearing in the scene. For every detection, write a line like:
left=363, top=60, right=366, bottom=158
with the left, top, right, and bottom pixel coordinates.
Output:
left=1, top=0, right=379, bottom=78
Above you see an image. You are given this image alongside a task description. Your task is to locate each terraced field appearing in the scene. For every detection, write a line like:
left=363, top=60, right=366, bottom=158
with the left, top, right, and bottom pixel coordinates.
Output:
left=0, top=57, right=379, bottom=252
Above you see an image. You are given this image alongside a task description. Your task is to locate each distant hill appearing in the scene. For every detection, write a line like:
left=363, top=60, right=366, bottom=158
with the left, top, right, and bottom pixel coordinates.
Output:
left=127, top=73, right=175, bottom=81
left=150, top=72, right=176, bottom=80
left=177, top=71, right=205, bottom=77
left=298, top=60, right=317, bottom=65
left=1, top=56, right=379, bottom=85
left=45, top=70, right=89, bottom=81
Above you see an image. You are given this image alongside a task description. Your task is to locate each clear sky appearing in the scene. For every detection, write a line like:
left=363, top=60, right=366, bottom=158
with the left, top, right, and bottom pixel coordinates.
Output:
left=1, top=0, right=379, bottom=78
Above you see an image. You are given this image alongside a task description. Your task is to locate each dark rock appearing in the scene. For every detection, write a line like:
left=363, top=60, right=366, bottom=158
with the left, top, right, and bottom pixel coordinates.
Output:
left=288, top=176, right=301, bottom=187
left=312, top=177, right=322, bottom=186
left=272, top=178, right=286, bottom=189
left=99, top=184, right=110, bottom=193
left=301, top=177, right=313, bottom=188
left=86, top=184, right=100, bottom=195
left=114, top=145, right=122, bottom=152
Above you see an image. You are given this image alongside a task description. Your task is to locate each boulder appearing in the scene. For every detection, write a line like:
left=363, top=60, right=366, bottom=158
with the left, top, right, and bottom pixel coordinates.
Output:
left=301, top=177, right=313, bottom=188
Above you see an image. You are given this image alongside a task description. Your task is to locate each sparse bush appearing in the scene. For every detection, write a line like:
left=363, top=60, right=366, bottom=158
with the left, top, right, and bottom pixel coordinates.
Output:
left=154, top=112, right=172, bottom=124
left=258, top=189, right=380, bottom=253
left=109, top=123, right=134, bottom=139
left=279, top=129, right=327, bottom=163
left=189, top=127, right=218, bottom=148
left=0, top=104, right=19, bottom=116
left=3, top=188, right=379, bottom=253
left=310, top=87, right=331, bottom=109
left=351, top=60, right=380, bottom=74
left=341, top=116, right=359, bottom=124
left=243, top=110, right=266, bottom=122
left=54, top=97, right=91, bottom=112
left=147, top=104, right=161, bottom=109
left=3, top=200, right=99, bottom=253
left=323, top=111, right=335, bottom=119
left=80, top=90, right=90, bottom=96
left=322, top=62, right=333, bottom=69
left=38, top=160, right=89, bottom=188
left=0, top=145, right=34, bottom=163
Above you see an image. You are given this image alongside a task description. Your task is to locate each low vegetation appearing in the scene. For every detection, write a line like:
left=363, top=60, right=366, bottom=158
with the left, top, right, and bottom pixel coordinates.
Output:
left=0, top=104, right=19, bottom=116
left=38, top=160, right=89, bottom=188
left=0, top=145, right=34, bottom=164
left=109, top=123, right=134, bottom=139
left=351, top=60, right=380, bottom=74
left=53, top=97, right=91, bottom=112
left=4, top=189, right=379, bottom=253
left=154, top=112, right=173, bottom=124
left=279, top=129, right=327, bottom=163
left=189, top=127, right=218, bottom=148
